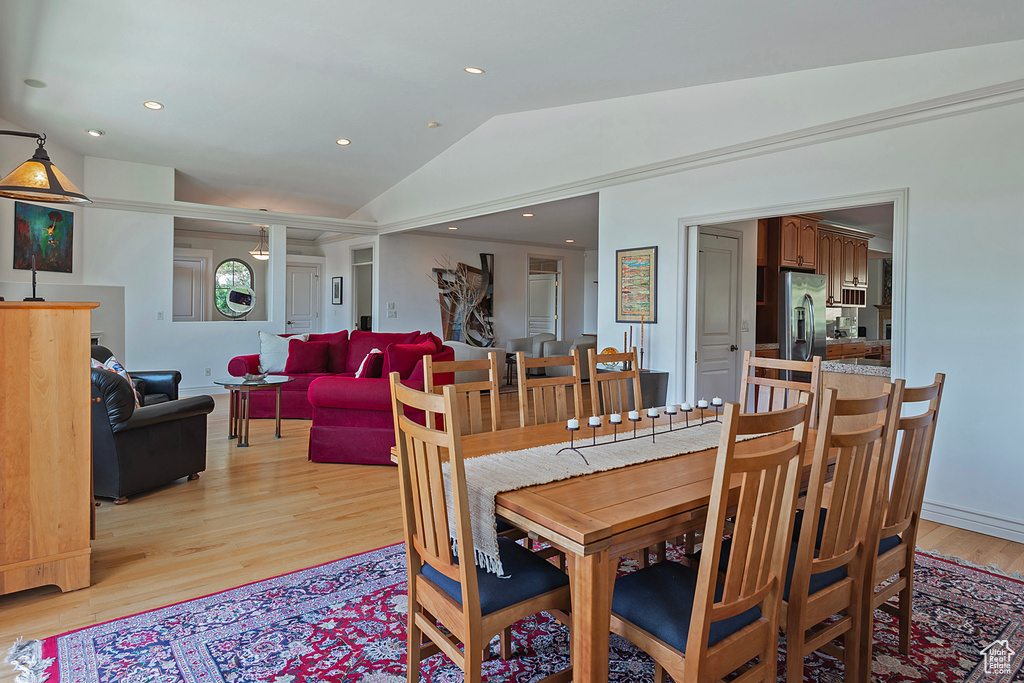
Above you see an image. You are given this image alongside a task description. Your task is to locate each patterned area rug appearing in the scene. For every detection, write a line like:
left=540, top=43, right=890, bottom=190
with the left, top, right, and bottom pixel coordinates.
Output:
left=7, top=543, right=1024, bottom=682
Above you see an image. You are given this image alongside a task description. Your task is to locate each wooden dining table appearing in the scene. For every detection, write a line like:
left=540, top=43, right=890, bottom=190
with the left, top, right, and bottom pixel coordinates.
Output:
left=458, top=413, right=818, bottom=683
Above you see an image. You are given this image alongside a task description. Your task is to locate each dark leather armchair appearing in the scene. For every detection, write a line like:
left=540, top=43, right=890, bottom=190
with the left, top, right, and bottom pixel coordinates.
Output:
left=91, top=344, right=181, bottom=406
left=92, top=367, right=215, bottom=504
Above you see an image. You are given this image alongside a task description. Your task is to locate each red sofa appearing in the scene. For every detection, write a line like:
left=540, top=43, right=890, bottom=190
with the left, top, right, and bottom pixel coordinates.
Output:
left=226, top=330, right=448, bottom=420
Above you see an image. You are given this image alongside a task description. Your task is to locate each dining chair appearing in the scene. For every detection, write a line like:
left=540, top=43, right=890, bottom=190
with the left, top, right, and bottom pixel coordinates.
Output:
left=587, top=346, right=642, bottom=416
left=782, top=382, right=903, bottom=683
left=739, top=349, right=822, bottom=428
left=609, top=398, right=812, bottom=683
left=516, top=350, right=585, bottom=427
left=869, top=372, right=945, bottom=655
left=389, top=373, right=572, bottom=683
left=423, top=351, right=501, bottom=434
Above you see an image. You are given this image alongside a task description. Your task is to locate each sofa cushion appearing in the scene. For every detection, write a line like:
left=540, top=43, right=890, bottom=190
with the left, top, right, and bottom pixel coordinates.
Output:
left=307, top=330, right=350, bottom=374
left=285, top=339, right=330, bottom=373
left=382, top=342, right=437, bottom=380
left=259, top=331, right=309, bottom=372
left=346, top=330, right=419, bottom=373
left=268, top=372, right=335, bottom=393
left=355, top=348, right=385, bottom=378
left=414, top=331, right=444, bottom=353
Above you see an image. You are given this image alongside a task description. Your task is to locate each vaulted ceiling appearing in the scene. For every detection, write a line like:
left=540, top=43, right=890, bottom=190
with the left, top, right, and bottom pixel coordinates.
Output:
left=2, top=1, right=1022, bottom=222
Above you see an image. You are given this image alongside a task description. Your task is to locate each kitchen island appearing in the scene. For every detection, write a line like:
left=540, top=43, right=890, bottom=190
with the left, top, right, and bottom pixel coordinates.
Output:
left=821, top=357, right=891, bottom=428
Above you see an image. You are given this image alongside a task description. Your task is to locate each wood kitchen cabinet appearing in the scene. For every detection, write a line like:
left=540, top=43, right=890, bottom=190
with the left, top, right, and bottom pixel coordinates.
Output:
left=754, top=348, right=780, bottom=380
left=816, top=227, right=871, bottom=307
left=854, top=238, right=868, bottom=288
left=757, top=219, right=768, bottom=266
left=779, top=216, right=817, bottom=270
left=817, top=231, right=845, bottom=307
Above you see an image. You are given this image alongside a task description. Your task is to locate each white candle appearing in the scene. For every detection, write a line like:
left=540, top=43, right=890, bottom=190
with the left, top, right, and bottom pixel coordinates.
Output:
left=647, top=407, right=659, bottom=418
left=697, top=399, right=709, bottom=409
left=680, top=402, right=692, bottom=411
left=665, top=404, right=678, bottom=414
left=712, top=397, right=723, bottom=406
left=628, top=410, right=640, bottom=421
left=609, top=413, right=622, bottom=424
left=588, top=416, right=602, bottom=427
left=567, top=418, right=579, bottom=429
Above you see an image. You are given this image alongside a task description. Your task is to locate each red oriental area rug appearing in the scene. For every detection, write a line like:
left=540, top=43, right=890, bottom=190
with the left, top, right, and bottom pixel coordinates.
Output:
left=6, top=543, right=1024, bottom=682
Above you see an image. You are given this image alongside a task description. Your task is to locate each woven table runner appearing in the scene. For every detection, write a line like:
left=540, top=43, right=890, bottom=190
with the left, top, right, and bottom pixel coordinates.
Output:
left=443, top=420, right=757, bottom=576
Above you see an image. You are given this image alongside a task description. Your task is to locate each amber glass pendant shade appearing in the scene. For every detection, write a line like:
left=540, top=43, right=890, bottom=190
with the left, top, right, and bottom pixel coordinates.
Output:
left=0, top=141, right=91, bottom=204
left=249, top=228, right=270, bottom=261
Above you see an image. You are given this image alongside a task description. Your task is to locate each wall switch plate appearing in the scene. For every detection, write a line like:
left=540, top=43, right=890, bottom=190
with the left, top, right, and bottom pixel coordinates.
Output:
left=386, top=301, right=395, bottom=310
left=156, top=311, right=165, bottom=320
left=204, top=368, right=211, bottom=376
left=741, top=319, right=750, bottom=332
left=386, top=310, right=397, bottom=318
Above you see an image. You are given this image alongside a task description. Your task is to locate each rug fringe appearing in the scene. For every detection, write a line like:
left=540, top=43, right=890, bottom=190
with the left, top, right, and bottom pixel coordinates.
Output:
left=918, top=547, right=1024, bottom=580
left=4, top=639, right=51, bottom=683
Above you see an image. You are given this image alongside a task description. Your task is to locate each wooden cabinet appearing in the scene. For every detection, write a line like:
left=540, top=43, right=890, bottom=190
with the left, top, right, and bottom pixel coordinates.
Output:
left=779, top=216, right=817, bottom=270
left=816, top=228, right=871, bottom=307
left=754, top=348, right=780, bottom=380
left=757, top=219, right=768, bottom=266
left=0, top=301, right=98, bottom=595
left=854, top=238, right=868, bottom=288
left=817, top=231, right=845, bottom=307
left=842, top=236, right=857, bottom=287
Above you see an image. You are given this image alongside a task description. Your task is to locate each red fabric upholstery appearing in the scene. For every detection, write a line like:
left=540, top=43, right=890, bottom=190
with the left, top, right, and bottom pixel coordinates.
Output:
left=228, top=354, right=261, bottom=376
left=345, top=330, right=419, bottom=373
left=307, top=330, right=349, bottom=373
left=307, top=345, right=454, bottom=464
left=382, top=341, right=436, bottom=379
left=285, top=340, right=330, bottom=373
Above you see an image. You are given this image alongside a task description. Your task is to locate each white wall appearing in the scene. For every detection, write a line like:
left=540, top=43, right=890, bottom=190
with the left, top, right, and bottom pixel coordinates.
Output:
left=319, top=235, right=378, bottom=332
left=376, top=232, right=586, bottom=344
left=583, top=249, right=599, bottom=333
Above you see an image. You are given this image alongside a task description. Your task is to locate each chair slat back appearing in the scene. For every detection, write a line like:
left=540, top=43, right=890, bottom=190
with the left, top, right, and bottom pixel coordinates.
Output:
left=423, top=352, right=501, bottom=434
left=792, top=383, right=902, bottom=594
left=390, top=374, right=479, bottom=598
left=690, top=399, right=811, bottom=660
left=516, top=350, right=585, bottom=427
left=739, top=350, right=822, bottom=428
left=588, top=347, right=642, bottom=415
left=881, top=373, right=945, bottom=537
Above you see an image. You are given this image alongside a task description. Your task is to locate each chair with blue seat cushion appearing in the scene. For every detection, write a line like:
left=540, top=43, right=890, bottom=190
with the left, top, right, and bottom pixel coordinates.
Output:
left=782, top=383, right=902, bottom=683
left=389, top=374, right=571, bottom=683
left=869, top=373, right=945, bottom=656
left=609, top=398, right=813, bottom=683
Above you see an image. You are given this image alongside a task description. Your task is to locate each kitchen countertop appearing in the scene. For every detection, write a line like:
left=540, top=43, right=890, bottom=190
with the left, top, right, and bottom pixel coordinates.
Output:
left=826, top=337, right=890, bottom=346
left=821, top=358, right=891, bottom=377
left=755, top=343, right=779, bottom=351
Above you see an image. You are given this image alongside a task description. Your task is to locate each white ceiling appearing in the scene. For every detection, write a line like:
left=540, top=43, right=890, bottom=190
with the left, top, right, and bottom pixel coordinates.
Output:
left=2, top=1, right=1022, bottom=223
left=818, top=205, right=894, bottom=241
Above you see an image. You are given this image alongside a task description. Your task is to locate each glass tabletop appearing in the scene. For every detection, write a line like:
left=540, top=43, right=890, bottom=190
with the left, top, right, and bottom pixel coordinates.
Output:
left=214, top=375, right=294, bottom=387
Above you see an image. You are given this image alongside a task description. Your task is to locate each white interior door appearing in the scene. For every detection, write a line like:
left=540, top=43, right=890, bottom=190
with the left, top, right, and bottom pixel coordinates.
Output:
left=172, top=258, right=205, bottom=322
left=527, top=273, right=557, bottom=336
left=286, top=264, right=320, bottom=334
left=696, top=233, right=740, bottom=402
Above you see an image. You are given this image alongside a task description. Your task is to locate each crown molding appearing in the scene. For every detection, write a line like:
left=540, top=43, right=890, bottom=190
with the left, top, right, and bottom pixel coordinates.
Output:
left=375, top=77, right=1024, bottom=234
left=405, top=228, right=588, bottom=251
left=85, top=197, right=377, bottom=234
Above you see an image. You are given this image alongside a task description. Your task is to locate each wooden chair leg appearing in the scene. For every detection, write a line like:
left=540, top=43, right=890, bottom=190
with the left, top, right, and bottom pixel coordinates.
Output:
left=187, top=473, right=200, bottom=481
left=785, top=629, right=806, bottom=683
left=844, top=605, right=864, bottom=683
left=407, top=609, right=422, bottom=683
left=897, top=567, right=914, bottom=654
left=653, top=661, right=668, bottom=683
left=500, top=626, right=513, bottom=659
left=464, top=642, right=483, bottom=683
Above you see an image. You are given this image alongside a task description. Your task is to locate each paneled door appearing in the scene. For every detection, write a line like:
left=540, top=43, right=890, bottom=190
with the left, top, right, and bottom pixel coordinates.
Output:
left=286, top=264, right=320, bottom=334
left=172, top=257, right=206, bottom=322
left=527, top=273, right=557, bottom=336
left=696, top=233, right=740, bottom=402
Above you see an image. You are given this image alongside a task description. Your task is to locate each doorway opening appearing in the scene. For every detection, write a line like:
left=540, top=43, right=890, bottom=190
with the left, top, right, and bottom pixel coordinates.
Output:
left=694, top=229, right=742, bottom=402
left=285, top=261, right=321, bottom=334
left=352, top=246, right=374, bottom=331
left=527, top=256, right=562, bottom=338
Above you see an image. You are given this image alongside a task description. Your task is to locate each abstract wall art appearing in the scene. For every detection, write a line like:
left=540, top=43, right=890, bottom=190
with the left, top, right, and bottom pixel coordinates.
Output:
left=14, top=201, right=73, bottom=273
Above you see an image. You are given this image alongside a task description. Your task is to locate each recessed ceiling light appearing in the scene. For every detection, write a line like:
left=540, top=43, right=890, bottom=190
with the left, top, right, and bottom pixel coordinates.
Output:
left=464, top=67, right=485, bottom=75
left=447, top=226, right=459, bottom=230
left=143, top=101, right=164, bottom=110
left=85, top=129, right=105, bottom=137
left=23, top=78, right=47, bottom=89
left=522, top=213, right=534, bottom=217
left=336, top=138, right=351, bottom=146
left=565, top=239, right=575, bottom=243
left=427, top=121, right=441, bottom=128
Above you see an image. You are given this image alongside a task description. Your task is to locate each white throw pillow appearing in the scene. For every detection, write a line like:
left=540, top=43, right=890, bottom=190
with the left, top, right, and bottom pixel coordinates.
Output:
left=258, top=331, right=309, bottom=373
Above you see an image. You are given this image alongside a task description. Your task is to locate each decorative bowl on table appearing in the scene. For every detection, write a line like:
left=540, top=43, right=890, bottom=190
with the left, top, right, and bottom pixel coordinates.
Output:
left=243, top=372, right=268, bottom=382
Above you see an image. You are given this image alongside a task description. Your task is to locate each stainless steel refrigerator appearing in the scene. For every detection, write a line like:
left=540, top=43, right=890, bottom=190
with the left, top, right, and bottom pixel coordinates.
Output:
left=779, top=271, right=826, bottom=381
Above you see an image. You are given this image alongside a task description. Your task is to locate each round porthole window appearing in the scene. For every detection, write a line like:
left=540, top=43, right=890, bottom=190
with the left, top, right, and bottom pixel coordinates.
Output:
left=215, top=259, right=254, bottom=318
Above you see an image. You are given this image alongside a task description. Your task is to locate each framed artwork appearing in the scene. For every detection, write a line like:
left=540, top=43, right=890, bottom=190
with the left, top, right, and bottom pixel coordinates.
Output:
left=616, top=246, right=657, bottom=323
left=332, top=277, right=343, bottom=305
left=14, top=201, right=73, bottom=273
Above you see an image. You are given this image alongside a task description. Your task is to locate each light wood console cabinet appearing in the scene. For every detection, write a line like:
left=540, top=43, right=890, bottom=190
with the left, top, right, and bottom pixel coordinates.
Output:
left=0, top=301, right=98, bottom=594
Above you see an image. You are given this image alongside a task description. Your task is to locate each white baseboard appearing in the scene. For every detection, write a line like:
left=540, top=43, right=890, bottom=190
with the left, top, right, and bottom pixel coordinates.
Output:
left=180, top=385, right=228, bottom=397
left=920, top=500, right=1024, bottom=544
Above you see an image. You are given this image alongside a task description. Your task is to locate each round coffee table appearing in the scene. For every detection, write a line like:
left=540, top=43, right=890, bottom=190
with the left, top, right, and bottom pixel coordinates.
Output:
left=214, top=376, right=294, bottom=447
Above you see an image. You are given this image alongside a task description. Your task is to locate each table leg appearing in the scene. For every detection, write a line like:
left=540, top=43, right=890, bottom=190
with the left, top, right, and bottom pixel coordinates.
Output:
left=275, top=386, right=282, bottom=438
left=570, top=549, right=614, bottom=683
left=228, top=389, right=237, bottom=439
left=239, top=387, right=250, bottom=447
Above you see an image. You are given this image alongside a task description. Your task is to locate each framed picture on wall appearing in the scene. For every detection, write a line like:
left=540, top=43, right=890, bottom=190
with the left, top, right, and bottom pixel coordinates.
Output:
left=332, top=277, right=343, bottom=305
left=14, top=201, right=74, bottom=273
left=616, top=246, right=657, bottom=323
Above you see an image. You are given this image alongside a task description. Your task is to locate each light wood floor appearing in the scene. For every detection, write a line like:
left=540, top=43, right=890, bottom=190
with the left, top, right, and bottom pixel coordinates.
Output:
left=1, top=391, right=1020, bottom=680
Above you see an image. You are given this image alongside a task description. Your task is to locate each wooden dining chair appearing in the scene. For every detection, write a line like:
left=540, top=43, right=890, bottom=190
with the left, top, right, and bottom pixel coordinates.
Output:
left=868, top=372, right=945, bottom=655
left=739, top=349, right=822, bottom=428
left=389, top=373, right=572, bottom=683
left=782, top=382, right=903, bottom=683
left=516, top=350, right=585, bottom=427
left=609, top=398, right=812, bottom=683
left=423, top=351, right=501, bottom=434
left=587, top=346, right=642, bottom=416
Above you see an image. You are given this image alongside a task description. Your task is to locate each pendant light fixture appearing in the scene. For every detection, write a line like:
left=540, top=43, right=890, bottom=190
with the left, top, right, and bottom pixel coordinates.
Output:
left=250, top=209, right=270, bottom=260
left=0, top=130, right=91, bottom=203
